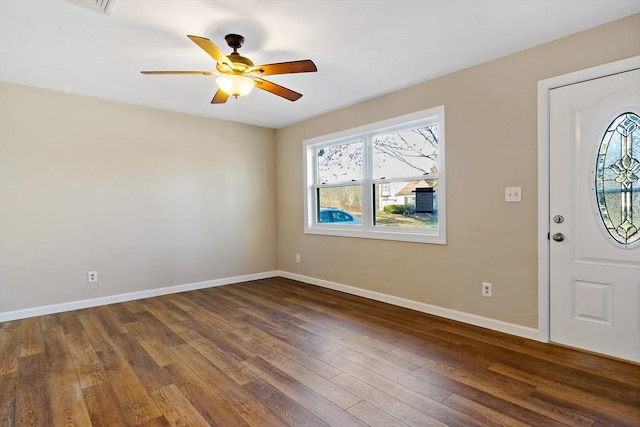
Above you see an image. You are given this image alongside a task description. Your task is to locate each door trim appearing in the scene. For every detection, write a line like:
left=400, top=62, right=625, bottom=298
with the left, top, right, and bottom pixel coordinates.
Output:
left=537, top=55, right=640, bottom=343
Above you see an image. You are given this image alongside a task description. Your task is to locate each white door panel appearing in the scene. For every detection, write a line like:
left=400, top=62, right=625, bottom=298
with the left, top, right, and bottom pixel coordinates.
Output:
left=549, top=69, right=640, bottom=362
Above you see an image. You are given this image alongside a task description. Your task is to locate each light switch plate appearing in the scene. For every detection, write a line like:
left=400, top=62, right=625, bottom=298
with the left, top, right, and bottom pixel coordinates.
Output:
left=505, top=186, right=522, bottom=202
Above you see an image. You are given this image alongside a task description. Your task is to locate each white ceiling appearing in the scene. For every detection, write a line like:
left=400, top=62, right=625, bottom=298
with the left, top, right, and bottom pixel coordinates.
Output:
left=1, top=1, right=638, bottom=129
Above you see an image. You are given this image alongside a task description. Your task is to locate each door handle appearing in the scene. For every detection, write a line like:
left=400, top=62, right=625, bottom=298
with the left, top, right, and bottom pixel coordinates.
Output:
left=552, top=232, right=565, bottom=242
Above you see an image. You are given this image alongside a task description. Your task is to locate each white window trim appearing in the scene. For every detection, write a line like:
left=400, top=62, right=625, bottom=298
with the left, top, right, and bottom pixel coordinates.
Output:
left=303, top=106, right=446, bottom=244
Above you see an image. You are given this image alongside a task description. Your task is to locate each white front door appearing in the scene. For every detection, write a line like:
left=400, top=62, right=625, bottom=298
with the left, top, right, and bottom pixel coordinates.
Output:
left=549, top=68, right=640, bottom=362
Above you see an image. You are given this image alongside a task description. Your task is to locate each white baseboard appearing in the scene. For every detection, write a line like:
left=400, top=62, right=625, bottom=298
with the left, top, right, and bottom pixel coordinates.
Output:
left=278, top=271, right=539, bottom=341
left=1, top=270, right=539, bottom=341
left=0, top=271, right=279, bottom=322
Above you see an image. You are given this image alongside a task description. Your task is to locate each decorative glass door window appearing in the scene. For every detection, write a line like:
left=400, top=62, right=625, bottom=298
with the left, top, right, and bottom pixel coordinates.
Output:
left=595, top=112, right=640, bottom=245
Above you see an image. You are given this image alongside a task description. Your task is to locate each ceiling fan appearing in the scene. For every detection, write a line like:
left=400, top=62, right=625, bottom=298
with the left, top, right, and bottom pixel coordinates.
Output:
left=141, top=34, right=317, bottom=104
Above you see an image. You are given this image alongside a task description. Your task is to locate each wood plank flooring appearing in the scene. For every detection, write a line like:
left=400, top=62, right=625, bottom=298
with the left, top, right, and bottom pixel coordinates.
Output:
left=1, top=277, right=638, bottom=426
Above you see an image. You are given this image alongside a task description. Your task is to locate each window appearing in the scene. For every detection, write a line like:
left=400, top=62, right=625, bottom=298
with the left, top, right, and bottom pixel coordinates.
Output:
left=304, top=106, right=446, bottom=244
left=595, top=111, right=640, bottom=246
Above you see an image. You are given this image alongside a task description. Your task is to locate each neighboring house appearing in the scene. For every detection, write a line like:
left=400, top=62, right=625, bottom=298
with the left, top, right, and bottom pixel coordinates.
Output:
left=377, top=181, right=407, bottom=209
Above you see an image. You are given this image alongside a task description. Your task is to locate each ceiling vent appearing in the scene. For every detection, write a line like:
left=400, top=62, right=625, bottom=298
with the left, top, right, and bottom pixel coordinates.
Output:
left=66, top=0, right=118, bottom=15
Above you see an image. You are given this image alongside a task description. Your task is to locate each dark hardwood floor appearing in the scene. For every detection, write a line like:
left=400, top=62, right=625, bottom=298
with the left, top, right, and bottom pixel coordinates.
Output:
left=0, top=277, right=638, bottom=426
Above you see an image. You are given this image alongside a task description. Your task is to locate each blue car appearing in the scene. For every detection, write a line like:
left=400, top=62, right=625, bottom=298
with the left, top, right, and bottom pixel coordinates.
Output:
left=319, top=208, right=362, bottom=224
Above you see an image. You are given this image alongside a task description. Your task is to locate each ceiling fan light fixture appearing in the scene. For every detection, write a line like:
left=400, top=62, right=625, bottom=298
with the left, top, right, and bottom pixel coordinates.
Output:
left=142, top=34, right=317, bottom=103
left=216, top=75, right=254, bottom=98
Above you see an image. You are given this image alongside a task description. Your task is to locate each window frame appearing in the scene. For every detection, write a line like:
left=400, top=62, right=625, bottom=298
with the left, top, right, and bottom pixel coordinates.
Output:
left=303, top=106, right=446, bottom=244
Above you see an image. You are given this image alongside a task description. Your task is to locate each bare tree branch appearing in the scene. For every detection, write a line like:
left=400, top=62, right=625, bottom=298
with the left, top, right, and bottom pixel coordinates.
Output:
left=374, top=125, right=439, bottom=175
left=317, top=125, right=439, bottom=182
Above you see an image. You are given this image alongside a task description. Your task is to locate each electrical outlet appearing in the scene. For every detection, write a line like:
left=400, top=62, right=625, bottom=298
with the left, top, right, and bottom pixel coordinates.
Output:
left=482, top=282, right=492, bottom=297
left=295, top=253, right=301, bottom=263
left=505, top=186, right=522, bottom=202
left=88, top=271, right=98, bottom=283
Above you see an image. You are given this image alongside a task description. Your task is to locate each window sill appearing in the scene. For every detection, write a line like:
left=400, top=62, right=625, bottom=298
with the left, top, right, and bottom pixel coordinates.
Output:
left=304, top=225, right=446, bottom=245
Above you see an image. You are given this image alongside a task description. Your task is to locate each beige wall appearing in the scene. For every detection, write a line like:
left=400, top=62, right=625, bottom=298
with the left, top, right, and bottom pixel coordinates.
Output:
left=0, top=83, right=277, bottom=312
left=276, top=14, right=640, bottom=328
left=1, top=15, right=638, bottom=325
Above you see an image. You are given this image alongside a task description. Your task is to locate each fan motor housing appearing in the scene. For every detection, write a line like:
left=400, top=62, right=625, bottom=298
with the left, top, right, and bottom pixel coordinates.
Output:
left=229, top=53, right=254, bottom=69
left=219, top=34, right=254, bottom=72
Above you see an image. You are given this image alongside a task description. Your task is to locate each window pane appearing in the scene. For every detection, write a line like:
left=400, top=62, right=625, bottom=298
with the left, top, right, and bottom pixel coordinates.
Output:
left=317, top=186, right=362, bottom=225
left=373, top=125, right=438, bottom=179
left=316, top=141, right=364, bottom=184
left=374, top=179, right=438, bottom=228
left=595, top=112, right=640, bottom=245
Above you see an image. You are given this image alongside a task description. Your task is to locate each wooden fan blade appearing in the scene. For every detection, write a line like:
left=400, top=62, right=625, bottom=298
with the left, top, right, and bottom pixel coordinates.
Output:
left=249, top=60, right=317, bottom=76
left=254, top=77, right=302, bottom=101
left=211, top=89, right=229, bottom=104
left=187, top=35, right=233, bottom=70
left=140, top=71, right=214, bottom=75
